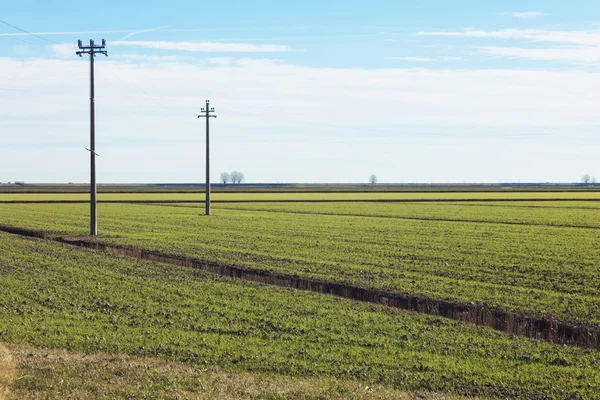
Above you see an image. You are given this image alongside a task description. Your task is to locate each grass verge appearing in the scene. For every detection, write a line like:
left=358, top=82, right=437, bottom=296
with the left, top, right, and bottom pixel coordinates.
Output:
left=5, top=343, right=477, bottom=399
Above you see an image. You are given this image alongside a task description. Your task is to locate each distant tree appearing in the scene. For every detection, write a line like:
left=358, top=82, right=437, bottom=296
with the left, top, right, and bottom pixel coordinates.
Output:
left=220, top=172, right=230, bottom=184
left=369, top=174, right=377, bottom=185
left=582, top=174, right=591, bottom=184
left=593, top=176, right=597, bottom=184
left=230, top=171, right=245, bottom=184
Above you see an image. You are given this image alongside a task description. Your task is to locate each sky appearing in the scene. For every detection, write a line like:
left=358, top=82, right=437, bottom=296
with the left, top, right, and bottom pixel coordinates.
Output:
left=1, top=0, right=599, bottom=184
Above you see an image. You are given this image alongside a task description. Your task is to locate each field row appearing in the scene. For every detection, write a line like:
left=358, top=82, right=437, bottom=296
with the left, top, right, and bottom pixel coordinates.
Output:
left=0, top=202, right=599, bottom=327
left=2, top=191, right=600, bottom=202
left=206, top=200, right=600, bottom=228
left=0, top=231, right=599, bottom=398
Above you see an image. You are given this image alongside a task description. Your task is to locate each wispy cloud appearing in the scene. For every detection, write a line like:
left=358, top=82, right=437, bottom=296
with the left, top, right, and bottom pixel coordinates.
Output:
left=418, top=28, right=600, bottom=64
left=385, top=56, right=463, bottom=62
left=111, top=40, right=297, bottom=53
left=112, top=54, right=187, bottom=62
left=477, top=45, right=600, bottom=64
left=418, top=28, right=600, bottom=46
left=0, top=29, right=142, bottom=37
left=118, top=26, right=169, bottom=41
left=505, top=12, right=544, bottom=19
left=49, top=43, right=76, bottom=58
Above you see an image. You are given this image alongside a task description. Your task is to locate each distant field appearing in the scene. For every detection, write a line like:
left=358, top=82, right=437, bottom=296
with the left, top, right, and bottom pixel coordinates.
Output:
left=1, top=183, right=599, bottom=195
left=2, top=191, right=600, bottom=202
left=1, top=200, right=599, bottom=327
left=1, top=232, right=599, bottom=398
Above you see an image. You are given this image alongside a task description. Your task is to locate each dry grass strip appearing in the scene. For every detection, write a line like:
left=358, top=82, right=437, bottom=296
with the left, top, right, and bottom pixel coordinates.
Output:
left=0, top=344, right=16, bottom=400
left=5, top=343, right=477, bottom=400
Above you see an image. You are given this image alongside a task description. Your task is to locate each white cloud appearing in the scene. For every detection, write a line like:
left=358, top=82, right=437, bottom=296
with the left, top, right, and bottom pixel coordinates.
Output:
left=111, top=40, right=296, bottom=53
left=385, top=56, right=438, bottom=62
left=112, top=54, right=187, bottom=62
left=2, top=56, right=600, bottom=183
left=506, top=12, right=544, bottom=19
left=385, top=56, right=463, bottom=62
left=50, top=43, right=76, bottom=58
left=419, top=28, right=600, bottom=64
left=477, top=45, right=600, bottom=64
left=418, top=28, right=600, bottom=46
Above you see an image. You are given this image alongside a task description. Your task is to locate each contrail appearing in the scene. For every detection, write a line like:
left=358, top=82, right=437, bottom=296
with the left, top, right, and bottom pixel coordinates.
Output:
left=0, top=29, right=153, bottom=37
left=118, top=26, right=169, bottom=41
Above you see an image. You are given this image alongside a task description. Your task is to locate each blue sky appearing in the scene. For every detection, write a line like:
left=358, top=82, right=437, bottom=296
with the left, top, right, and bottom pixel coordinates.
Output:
left=1, top=0, right=599, bottom=183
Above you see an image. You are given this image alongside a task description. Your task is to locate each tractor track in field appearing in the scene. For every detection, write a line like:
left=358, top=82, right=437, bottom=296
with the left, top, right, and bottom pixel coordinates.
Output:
left=0, top=223, right=599, bottom=349
left=179, top=205, right=600, bottom=230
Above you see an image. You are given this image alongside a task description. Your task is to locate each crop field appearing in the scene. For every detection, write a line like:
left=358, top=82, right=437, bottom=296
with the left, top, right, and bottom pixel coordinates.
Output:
left=0, top=198, right=599, bottom=327
left=209, top=200, right=600, bottom=228
left=2, top=190, right=600, bottom=202
left=1, top=231, right=600, bottom=398
left=1, top=193, right=600, bottom=398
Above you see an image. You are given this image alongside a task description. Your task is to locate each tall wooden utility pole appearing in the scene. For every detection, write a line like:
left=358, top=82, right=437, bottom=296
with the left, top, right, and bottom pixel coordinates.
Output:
left=198, top=100, right=217, bottom=215
left=76, top=39, right=107, bottom=235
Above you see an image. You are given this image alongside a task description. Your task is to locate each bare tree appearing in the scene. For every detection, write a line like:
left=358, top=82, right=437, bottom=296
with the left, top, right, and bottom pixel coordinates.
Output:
left=592, top=176, right=597, bottom=184
left=582, top=174, right=591, bottom=184
left=220, top=172, right=230, bottom=184
left=369, top=174, right=377, bottom=185
left=230, top=171, right=245, bottom=184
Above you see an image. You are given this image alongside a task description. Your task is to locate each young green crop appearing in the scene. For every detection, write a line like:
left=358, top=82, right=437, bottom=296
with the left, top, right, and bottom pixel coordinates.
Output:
left=0, top=201, right=599, bottom=328
left=1, top=232, right=600, bottom=398
left=209, top=200, right=600, bottom=228
left=1, top=191, right=600, bottom=202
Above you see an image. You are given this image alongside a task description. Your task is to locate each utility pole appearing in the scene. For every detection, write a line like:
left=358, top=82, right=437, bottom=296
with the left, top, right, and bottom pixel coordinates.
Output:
left=76, top=39, right=108, bottom=236
left=198, top=100, right=217, bottom=215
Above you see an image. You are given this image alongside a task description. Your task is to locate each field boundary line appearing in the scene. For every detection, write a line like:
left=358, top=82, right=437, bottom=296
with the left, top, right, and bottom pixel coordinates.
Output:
left=2, top=198, right=600, bottom=205
left=0, top=224, right=598, bottom=349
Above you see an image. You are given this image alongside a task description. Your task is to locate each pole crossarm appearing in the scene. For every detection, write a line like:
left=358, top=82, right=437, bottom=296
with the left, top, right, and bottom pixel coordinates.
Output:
left=76, top=39, right=108, bottom=57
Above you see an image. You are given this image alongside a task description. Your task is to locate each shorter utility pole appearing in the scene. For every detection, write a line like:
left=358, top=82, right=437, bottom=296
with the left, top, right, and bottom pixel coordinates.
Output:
left=198, top=100, right=217, bottom=215
left=76, top=39, right=107, bottom=236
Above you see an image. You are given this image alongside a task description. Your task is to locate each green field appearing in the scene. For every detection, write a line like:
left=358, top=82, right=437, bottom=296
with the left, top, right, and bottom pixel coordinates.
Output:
left=1, top=231, right=600, bottom=398
left=0, top=199, right=599, bottom=327
left=211, top=200, right=600, bottom=227
left=1, top=193, right=600, bottom=398
left=2, top=191, right=600, bottom=202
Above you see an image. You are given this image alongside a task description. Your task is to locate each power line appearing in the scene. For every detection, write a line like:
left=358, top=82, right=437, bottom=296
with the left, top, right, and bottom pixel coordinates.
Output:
left=101, top=63, right=137, bottom=101
left=0, top=19, right=58, bottom=43
left=0, top=31, right=39, bottom=46
left=106, top=61, right=167, bottom=109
